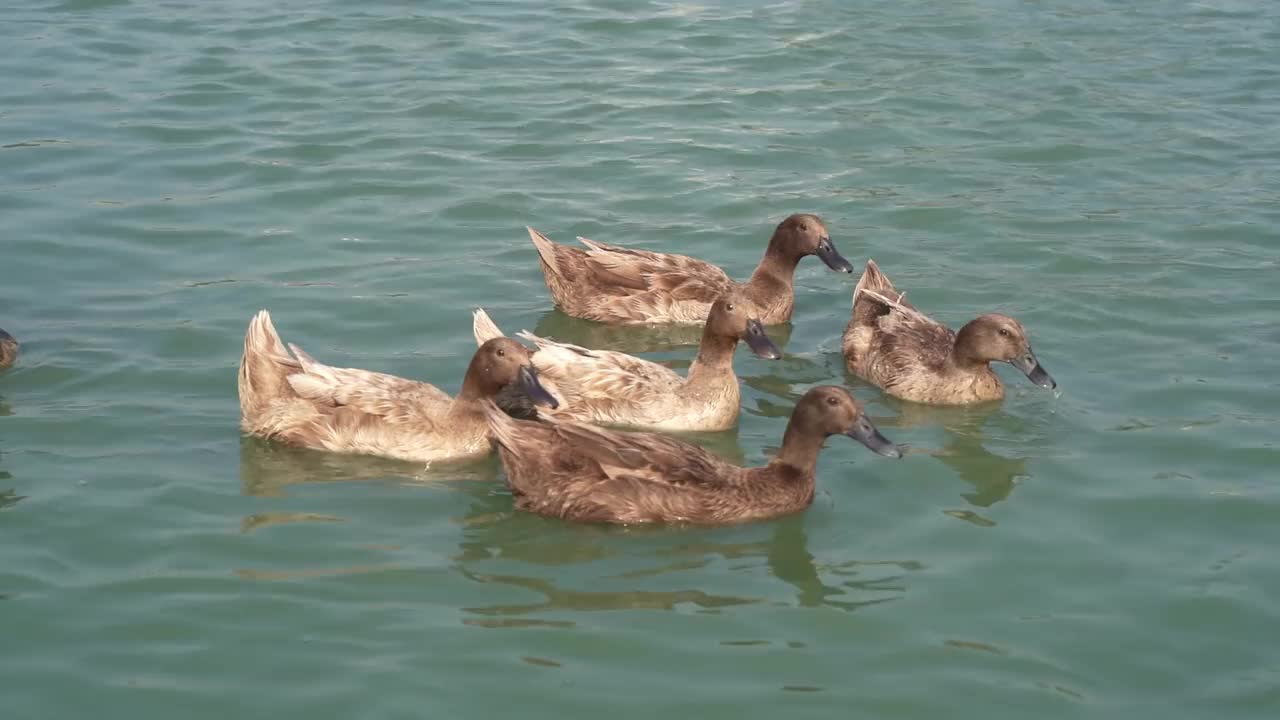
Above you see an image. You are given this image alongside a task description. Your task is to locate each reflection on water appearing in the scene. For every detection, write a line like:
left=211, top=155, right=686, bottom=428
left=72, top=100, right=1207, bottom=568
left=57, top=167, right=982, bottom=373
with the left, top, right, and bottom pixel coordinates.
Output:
left=0, top=487, right=25, bottom=511
left=873, top=395, right=1032, bottom=512
left=459, top=566, right=759, bottom=622
left=741, top=350, right=852, bottom=410
left=657, top=515, right=920, bottom=612
left=235, top=563, right=401, bottom=581
left=238, top=435, right=500, bottom=498
left=240, top=511, right=345, bottom=534
left=936, top=432, right=1028, bottom=508
left=454, top=499, right=920, bottom=626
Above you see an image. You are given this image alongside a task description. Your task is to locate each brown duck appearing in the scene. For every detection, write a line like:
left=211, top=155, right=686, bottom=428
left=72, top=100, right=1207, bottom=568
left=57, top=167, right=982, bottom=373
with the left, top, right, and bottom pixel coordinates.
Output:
left=843, top=260, right=1057, bottom=405
left=238, top=310, right=556, bottom=463
left=484, top=385, right=902, bottom=525
left=527, top=213, right=853, bottom=325
left=0, top=328, right=16, bottom=370
left=471, top=291, right=781, bottom=432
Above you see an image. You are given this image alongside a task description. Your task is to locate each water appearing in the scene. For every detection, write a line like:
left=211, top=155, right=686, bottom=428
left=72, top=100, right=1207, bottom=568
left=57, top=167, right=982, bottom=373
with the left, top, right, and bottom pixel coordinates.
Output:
left=2, top=0, right=1277, bottom=716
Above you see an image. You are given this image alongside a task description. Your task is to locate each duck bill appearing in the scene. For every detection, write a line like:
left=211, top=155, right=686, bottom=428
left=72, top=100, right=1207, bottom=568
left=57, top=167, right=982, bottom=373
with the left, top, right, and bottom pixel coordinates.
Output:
left=814, top=237, right=853, bottom=273
left=742, top=319, right=782, bottom=360
left=846, top=415, right=903, bottom=459
left=518, top=366, right=559, bottom=409
left=1010, top=350, right=1056, bottom=390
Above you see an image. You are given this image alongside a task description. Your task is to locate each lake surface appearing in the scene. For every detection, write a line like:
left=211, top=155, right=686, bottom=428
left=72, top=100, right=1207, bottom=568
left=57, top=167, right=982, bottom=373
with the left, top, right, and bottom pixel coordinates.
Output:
left=2, top=1, right=1277, bottom=717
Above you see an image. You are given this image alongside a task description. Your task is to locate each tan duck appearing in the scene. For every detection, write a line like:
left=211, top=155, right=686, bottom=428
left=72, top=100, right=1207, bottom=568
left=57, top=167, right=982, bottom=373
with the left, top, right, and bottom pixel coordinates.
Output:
left=238, top=310, right=556, bottom=463
left=0, top=328, right=16, bottom=370
left=471, top=292, right=781, bottom=432
left=842, top=260, right=1057, bottom=405
left=527, top=213, right=853, bottom=325
left=484, top=385, right=902, bottom=525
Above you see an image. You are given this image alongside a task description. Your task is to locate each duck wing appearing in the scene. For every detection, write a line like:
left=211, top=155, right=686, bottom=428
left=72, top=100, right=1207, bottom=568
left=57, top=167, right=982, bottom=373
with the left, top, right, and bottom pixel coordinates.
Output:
left=875, top=313, right=957, bottom=375
left=576, top=237, right=735, bottom=323
left=543, top=422, right=748, bottom=523
left=552, top=420, right=739, bottom=490
left=578, top=238, right=732, bottom=292
left=485, top=404, right=745, bottom=523
left=517, top=331, right=682, bottom=417
left=846, top=259, right=955, bottom=377
left=284, top=344, right=453, bottom=426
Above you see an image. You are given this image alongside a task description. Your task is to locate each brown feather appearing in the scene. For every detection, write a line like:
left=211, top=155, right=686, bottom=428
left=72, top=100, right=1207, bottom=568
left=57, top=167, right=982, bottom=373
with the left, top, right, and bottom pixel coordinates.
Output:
left=524, top=214, right=841, bottom=326
left=483, top=386, right=897, bottom=525
left=238, top=311, right=538, bottom=463
left=843, top=261, right=1042, bottom=405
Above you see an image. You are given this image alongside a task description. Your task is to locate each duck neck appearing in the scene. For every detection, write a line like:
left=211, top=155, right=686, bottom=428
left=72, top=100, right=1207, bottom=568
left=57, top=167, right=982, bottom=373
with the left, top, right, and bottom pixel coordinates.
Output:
left=686, top=328, right=739, bottom=384
left=746, top=248, right=799, bottom=306
left=454, top=363, right=496, bottom=406
left=949, top=339, right=994, bottom=376
left=772, top=422, right=827, bottom=477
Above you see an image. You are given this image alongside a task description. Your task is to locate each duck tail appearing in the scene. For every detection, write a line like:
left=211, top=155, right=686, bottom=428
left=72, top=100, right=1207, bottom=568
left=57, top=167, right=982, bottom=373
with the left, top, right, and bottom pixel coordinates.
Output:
left=527, top=226, right=584, bottom=307
left=471, top=307, right=506, bottom=346
left=527, top=226, right=563, bottom=278
left=853, top=259, right=896, bottom=307
left=238, top=310, right=300, bottom=423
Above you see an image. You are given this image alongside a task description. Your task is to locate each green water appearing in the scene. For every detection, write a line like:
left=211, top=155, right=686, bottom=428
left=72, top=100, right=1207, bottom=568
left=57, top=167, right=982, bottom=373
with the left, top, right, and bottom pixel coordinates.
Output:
left=2, top=0, right=1277, bottom=716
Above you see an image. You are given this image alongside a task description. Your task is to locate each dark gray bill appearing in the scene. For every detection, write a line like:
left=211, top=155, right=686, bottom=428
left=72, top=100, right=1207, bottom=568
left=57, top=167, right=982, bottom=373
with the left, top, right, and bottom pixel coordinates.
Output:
left=845, top=415, right=902, bottom=459
left=742, top=319, right=781, bottom=360
left=518, top=366, right=559, bottom=409
left=814, top=237, right=853, bottom=273
left=1009, top=350, right=1056, bottom=390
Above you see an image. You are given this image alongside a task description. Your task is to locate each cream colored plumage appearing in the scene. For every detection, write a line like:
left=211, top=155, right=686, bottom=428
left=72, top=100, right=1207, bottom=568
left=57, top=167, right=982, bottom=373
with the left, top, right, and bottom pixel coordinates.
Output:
left=238, top=310, right=555, bottom=463
left=472, top=291, right=780, bottom=432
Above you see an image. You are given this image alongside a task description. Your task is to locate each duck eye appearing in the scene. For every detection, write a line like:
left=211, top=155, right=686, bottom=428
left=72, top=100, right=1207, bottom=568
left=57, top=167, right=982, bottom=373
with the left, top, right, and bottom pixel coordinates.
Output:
left=496, top=348, right=506, bottom=357
left=726, top=303, right=734, bottom=311
left=998, top=329, right=1010, bottom=338
left=826, top=396, right=838, bottom=406
left=799, top=223, right=809, bottom=231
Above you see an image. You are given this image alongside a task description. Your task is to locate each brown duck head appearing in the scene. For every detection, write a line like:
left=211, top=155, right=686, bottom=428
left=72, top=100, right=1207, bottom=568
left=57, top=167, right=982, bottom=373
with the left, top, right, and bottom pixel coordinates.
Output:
left=704, top=292, right=781, bottom=359
left=777, top=386, right=902, bottom=472
left=458, top=338, right=558, bottom=407
left=767, top=213, right=852, bottom=273
left=954, top=314, right=1056, bottom=390
left=797, top=386, right=901, bottom=457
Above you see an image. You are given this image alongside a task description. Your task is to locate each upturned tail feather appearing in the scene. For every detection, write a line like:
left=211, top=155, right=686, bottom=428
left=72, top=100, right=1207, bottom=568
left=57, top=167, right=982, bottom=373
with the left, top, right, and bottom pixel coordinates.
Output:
left=472, top=307, right=505, bottom=345
left=527, top=226, right=565, bottom=281
left=852, top=259, right=897, bottom=308
left=238, top=310, right=301, bottom=416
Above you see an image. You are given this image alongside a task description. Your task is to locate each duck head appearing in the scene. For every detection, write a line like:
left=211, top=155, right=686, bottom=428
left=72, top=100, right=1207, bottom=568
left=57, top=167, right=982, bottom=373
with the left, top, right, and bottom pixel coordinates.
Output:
left=769, top=213, right=852, bottom=273
left=955, top=314, right=1056, bottom=390
left=794, top=386, right=902, bottom=458
left=706, top=293, right=781, bottom=359
left=462, top=338, right=559, bottom=408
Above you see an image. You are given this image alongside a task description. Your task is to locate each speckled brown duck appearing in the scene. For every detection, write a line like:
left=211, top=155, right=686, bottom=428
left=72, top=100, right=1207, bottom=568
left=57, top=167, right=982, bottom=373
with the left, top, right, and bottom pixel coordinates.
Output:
left=237, top=310, right=556, bottom=463
left=471, top=290, right=781, bottom=432
left=842, top=260, right=1056, bottom=405
left=0, top=328, right=16, bottom=370
left=484, top=385, right=902, bottom=525
left=527, top=213, right=853, bottom=325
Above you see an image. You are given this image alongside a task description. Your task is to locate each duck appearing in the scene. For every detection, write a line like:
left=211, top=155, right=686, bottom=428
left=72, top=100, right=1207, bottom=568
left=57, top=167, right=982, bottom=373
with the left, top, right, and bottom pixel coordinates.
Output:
left=484, top=385, right=901, bottom=525
left=527, top=213, right=853, bottom=325
left=471, top=291, right=781, bottom=432
left=0, top=328, right=16, bottom=370
left=842, top=260, right=1057, bottom=405
left=237, top=310, right=556, bottom=463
